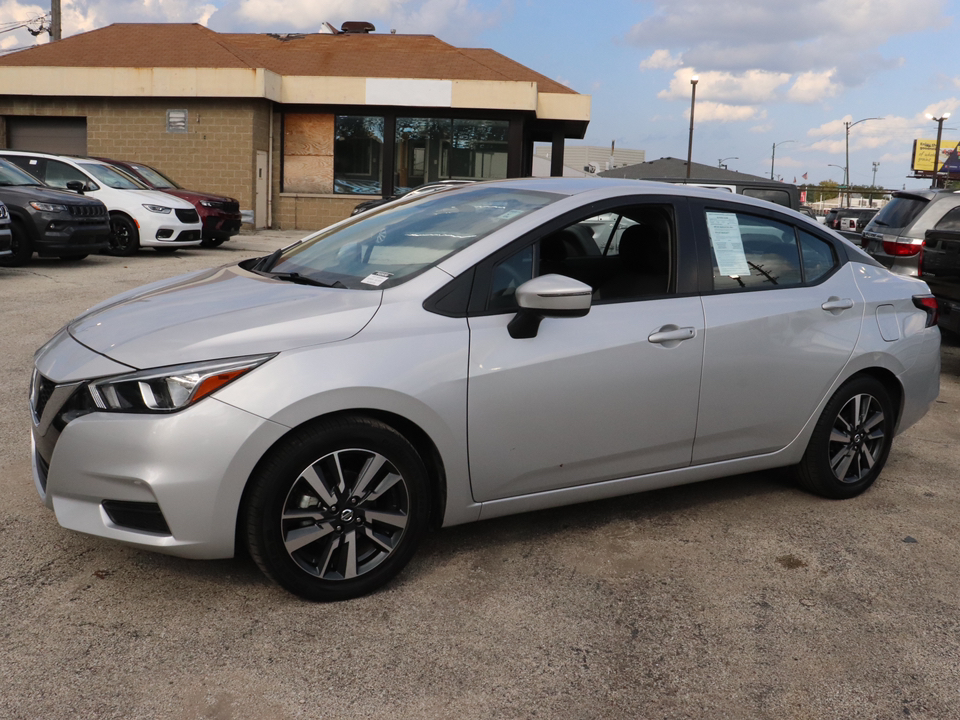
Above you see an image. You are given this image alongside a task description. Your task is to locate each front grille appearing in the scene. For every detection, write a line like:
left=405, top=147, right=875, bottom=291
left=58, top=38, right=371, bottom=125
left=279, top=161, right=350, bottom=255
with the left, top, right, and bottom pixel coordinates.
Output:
left=33, top=373, right=55, bottom=419
left=174, top=229, right=201, bottom=242
left=67, top=204, right=106, bottom=218
left=102, top=501, right=171, bottom=535
left=223, top=201, right=239, bottom=213
left=175, top=208, right=200, bottom=224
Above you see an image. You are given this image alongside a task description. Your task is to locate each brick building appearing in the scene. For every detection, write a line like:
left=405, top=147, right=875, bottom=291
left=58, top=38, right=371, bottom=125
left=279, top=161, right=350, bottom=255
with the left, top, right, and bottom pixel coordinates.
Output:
left=0, top=23, right=590, bottom=229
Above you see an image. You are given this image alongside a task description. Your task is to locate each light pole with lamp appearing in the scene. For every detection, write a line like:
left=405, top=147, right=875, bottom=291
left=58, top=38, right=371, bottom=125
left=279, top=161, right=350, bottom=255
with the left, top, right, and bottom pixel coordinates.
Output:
left=686, top=75, right=698, bottom=178
left=770, top=140, right=794, bottom=180
left=844, top=116, right=883, bottom=207
left=718, top=157, right=737, bottom=169
left=926, top=112, right=951, bottom=188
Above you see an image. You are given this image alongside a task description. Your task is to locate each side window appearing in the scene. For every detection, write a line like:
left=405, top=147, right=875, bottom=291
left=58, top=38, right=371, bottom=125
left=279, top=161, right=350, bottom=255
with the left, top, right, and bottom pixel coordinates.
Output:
left=798, top=230, right=837, bottom=283
left=484, top=203, right=676, bottom=311
left=707, top=211, right=802, bottom=290
left=933, top=206, right=960, bottom=232
left=44, top=160, right=92, bottom=190
left=3, top=155, right=43, bottom=179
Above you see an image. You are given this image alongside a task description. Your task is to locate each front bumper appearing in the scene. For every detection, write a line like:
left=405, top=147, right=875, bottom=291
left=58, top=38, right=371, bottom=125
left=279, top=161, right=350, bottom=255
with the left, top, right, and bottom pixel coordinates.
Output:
left=31, top=335, right=288, bottom=558
left=33, top=216, right=110, bottom=255
left=136, top=211, right=203, bottom=249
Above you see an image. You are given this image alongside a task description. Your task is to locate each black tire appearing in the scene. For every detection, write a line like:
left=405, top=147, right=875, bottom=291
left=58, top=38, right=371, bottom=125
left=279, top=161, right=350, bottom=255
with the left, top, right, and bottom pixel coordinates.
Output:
left=796, top=376, right=895, bottom=499
left=0, top=219, right=33, bottom=266
left=200, top=237, right=226, bottom=248
left=58, top=253, right=88, bottom=261
left=106, top=214, right=140, bottom=256
left=244, top=416, right=429, bottom=601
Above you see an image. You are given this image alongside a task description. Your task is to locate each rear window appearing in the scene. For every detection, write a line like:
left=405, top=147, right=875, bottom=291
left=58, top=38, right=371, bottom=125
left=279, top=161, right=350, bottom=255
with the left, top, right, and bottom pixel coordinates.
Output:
left=871, top=196, right=928, bottom=230
left=742, top=188, right=791, bottom=208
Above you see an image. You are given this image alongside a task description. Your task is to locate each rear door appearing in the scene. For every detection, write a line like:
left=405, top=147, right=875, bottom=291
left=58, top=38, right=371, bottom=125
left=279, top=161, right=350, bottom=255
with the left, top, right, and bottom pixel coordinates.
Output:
left=689, top=199, right=862, bottom=463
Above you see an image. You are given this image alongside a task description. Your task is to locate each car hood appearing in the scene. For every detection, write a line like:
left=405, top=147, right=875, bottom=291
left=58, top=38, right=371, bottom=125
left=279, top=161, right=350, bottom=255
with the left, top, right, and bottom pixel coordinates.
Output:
left=0, top=184, right=105, bottom=207
left=121, top=187, right=197, bottom=209
left=68, top=264, right=382, bottom=369
left=163, top=188, right=238, bottom=205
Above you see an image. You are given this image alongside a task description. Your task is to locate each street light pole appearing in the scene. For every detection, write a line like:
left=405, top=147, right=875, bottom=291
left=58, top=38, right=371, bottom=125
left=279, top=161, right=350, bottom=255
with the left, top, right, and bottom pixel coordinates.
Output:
left=770, top=140, right=794, bottom=180
left=718, top=156, right=738, bottom=169
left=844, top=116, right=883, bottom=207
left=828, top=164, right=845, bottom=208
left=926, top=112, right=951, bottom=189
left=686, top=75, right=698, bottom=178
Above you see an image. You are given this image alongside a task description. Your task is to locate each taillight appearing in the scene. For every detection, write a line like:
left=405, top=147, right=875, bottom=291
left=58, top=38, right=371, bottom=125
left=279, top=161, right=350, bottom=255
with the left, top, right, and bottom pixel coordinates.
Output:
left=882, top=240, right=922, bottom=256
left=913, top=295, right=939, bottom=328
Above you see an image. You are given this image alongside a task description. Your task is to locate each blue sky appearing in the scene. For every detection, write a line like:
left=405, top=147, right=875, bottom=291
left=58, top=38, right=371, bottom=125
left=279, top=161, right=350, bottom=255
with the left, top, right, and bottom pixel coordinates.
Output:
left=2, top=0, right=957, bottom=190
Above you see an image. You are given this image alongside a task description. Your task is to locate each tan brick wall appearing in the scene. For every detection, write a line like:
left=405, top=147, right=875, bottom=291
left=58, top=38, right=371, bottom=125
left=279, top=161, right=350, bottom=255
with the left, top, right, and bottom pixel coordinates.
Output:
left=275, top=195, right=357, bottom=231
left=0, top=96, right=271, bottom=215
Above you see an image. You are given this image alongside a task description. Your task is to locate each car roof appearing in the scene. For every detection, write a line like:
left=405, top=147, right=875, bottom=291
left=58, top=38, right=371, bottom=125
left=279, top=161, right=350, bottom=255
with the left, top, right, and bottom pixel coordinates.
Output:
left=0, top=150, right=110, bottom=167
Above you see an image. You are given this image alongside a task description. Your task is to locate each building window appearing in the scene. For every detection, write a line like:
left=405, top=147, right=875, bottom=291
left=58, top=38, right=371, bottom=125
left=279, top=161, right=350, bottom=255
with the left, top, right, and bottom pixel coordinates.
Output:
left=166, top=109, right=188, bottom=133
left=333, top=116, right=384, bottom=195
left=395, top=118, right=508, bottom=193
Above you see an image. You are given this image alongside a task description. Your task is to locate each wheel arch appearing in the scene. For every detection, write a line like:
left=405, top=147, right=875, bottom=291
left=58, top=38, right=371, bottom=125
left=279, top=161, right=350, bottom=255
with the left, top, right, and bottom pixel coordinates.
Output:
left=235, top=408, right=449, bottom=552
left=843, top=366, right=905, bottom=429
left=7, top=209, right=39, bottom=241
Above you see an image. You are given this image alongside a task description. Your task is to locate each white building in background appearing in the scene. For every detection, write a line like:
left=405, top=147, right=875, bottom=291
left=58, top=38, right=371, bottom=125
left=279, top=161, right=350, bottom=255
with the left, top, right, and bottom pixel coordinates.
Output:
left=534, top=145, right=646, bottom=174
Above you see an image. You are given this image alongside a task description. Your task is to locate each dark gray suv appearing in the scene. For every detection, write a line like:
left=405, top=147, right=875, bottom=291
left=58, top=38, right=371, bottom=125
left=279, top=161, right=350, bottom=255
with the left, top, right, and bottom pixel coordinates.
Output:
left=0, top=158, right=110, bottom=265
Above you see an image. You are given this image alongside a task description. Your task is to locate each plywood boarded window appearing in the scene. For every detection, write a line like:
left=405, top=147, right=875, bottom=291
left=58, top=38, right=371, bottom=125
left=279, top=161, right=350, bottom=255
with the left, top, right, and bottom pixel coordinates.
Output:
left=283, top=114, right=335, bottom=194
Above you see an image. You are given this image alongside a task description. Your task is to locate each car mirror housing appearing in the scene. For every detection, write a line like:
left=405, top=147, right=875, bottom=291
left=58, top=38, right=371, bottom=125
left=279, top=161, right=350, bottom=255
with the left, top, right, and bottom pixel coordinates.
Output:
left=508, top=274, right=592, bottom=339
left=65, top=180, right=85, bottom=194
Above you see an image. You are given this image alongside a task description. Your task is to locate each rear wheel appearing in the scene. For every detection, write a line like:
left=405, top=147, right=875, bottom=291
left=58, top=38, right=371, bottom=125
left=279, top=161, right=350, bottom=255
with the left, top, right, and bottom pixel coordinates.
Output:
left=244, top=416, right=429, bottom=601
left=0, top=219, right=33, bottom=266
left=106, top=214, right=140, bottom=256
left=796, top=376, right=894, bottom=499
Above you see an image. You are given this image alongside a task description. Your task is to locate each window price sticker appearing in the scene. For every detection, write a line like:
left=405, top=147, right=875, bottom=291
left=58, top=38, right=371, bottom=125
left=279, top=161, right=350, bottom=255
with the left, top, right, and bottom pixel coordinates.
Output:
left=705, top=212, right=751, bottom=276
left=361, top=271, right=393, bottom=286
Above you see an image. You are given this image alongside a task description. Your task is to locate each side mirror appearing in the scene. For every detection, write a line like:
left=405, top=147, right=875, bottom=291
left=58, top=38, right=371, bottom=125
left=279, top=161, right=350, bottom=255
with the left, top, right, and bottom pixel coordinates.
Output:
left=508, top=274, right=592, bottom=339
left=65, top=180, right=85, bottom=194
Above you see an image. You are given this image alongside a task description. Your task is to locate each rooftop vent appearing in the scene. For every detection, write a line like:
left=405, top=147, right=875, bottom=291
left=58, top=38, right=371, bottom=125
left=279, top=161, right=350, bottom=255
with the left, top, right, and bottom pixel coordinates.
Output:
left=341, top=21, right=375, bottom=34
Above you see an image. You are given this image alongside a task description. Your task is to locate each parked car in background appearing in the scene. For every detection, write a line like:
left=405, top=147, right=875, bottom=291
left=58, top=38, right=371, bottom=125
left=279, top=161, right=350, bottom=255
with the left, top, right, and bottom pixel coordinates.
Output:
left=0, top=201, right=12, bottom=258
left=831, top=208, right=879, bottom=246
left=0, top=158, right=109, bottom=265
left=862, top=189, right=960, bottom=335
left=351, top=179, right=475, bottom=216
left=0, top=151, right=202, bottom=256
left=30, top=178, right=940, bottom=601
left=97, top=159, right=242, bottom=248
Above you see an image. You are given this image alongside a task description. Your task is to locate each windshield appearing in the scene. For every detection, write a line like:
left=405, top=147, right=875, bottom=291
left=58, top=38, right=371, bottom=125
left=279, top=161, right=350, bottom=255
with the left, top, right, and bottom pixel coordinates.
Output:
left=270, top=185, right=560, bottom=289
left=80, top=163, right=148, bottom=190
left=870, top=196, right=928, bottom=230
left=0, top=158, right=42, bottom=186
left=128, top=163, right=180, bottom=189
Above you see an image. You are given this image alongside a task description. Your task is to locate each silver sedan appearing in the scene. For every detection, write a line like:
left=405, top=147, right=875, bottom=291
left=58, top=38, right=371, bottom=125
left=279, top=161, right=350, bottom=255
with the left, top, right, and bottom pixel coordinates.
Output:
left=29, top=179, right=941, bottom=601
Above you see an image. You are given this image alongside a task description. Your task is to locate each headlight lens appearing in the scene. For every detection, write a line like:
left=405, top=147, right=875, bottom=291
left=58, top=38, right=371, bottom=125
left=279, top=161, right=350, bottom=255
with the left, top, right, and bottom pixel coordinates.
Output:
left=87, top=355, right=273, bottom=413
left=30, top=201, right=67, bottom=213
left=0, top=204, right=7, bottom=218
left=142, top=204, right=173, bottom=214
left=199, top=200, right=220, bottom=208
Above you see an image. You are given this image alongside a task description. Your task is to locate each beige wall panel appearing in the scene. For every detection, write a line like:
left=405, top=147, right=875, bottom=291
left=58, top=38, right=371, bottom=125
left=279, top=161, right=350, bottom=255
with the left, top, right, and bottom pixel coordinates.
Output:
left=284, top=155, right=334, bottom=194
left=284, top=114, right=334, bottom=156
left=281, top=76, right=365, bottom=105
left=452, top=80, right=537, bottom=111
left=275, top=195, right=357, bottom=230
left=536, top=92, right=591, bottom=121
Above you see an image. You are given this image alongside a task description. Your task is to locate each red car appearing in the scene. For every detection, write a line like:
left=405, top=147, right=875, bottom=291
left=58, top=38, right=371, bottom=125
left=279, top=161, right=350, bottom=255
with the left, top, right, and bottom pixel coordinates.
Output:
left=96, top=159, right=242, bottom=247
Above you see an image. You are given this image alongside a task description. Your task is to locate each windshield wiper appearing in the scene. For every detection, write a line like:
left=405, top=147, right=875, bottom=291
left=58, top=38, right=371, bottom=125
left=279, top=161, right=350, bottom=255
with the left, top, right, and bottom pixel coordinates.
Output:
left=254, top=247, right=283, bottom=272
left=267, top=272, right=346, bottom=288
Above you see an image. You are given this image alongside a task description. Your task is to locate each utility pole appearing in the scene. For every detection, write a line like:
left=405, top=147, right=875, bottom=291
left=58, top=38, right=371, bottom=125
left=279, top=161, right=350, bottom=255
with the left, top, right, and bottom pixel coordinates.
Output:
left=872, top=161, right=879, bottom=187
left=51, top=0, right=61, bottom=41
left=844, top=117, right=883, bottom=207
left=686, top=75, right=698, bottom=178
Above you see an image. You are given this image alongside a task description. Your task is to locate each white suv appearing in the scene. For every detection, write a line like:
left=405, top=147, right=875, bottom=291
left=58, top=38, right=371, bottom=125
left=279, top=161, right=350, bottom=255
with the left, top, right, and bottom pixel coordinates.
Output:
left=0, top=151, right=202, bottom=255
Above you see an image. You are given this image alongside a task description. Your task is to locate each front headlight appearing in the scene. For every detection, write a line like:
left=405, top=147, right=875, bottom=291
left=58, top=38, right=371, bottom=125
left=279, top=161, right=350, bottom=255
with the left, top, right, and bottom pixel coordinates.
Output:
left=87, top=355, right=274, bottom=413
left=0, top=204, right=7, bottom=219
left=30, top=201, right=67, bottom=213
left=199, top=200, right=221, bottom=208
left=142, top=204, right=173, bottom=214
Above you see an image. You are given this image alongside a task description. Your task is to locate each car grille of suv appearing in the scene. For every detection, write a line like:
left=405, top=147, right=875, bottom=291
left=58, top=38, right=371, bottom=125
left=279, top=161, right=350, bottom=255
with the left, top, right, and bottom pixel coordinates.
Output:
left=67, top=204, right=106, bottom=218
left=175, top=208, right=200, bottom=224
left=224, top=201, right=239, bottom=213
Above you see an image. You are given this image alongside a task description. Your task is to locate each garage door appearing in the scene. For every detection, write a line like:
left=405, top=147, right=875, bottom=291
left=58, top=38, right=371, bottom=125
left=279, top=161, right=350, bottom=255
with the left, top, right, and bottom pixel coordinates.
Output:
left=7, top=116, right=87, bottom=155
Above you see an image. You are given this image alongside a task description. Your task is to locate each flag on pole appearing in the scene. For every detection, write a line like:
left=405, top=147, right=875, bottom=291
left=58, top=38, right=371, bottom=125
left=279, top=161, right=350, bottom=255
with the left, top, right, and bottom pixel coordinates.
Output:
left=802, top=172, right=808, bottom=180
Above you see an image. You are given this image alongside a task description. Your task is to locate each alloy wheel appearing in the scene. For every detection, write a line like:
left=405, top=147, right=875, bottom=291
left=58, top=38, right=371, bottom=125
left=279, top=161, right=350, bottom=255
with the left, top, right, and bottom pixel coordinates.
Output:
left=827, top=393, right=887, bottom=484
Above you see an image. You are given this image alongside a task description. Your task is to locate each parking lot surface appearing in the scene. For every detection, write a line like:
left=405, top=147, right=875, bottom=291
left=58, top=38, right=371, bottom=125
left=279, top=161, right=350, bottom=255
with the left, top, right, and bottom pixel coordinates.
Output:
left=1, top=232, right=959, bottom=719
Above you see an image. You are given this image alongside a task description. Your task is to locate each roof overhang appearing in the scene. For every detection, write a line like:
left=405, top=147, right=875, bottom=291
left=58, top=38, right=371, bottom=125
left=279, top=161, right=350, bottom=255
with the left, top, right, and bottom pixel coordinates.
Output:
left=0, top=66, right=590, bottom=131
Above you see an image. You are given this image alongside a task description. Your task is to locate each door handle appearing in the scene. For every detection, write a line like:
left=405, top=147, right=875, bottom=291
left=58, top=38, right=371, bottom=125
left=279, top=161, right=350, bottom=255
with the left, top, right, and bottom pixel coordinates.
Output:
left=821, top=297, right=854, bottom=313
left=648, top=326, right=696, bottom=344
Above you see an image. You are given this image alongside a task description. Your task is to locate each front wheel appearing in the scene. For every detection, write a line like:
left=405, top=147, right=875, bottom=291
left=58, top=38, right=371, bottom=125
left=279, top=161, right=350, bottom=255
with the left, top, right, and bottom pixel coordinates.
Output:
left=0, top=219, right=33, bottom=266
left=244, top=416, right=429, bottom=601
left=796, top=376, right=895, bottom=499
left=106, top=214, right=140, bottom=256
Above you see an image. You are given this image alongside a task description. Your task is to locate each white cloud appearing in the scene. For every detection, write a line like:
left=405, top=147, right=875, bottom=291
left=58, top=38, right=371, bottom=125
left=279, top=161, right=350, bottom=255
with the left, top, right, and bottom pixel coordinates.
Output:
left=691, top=101, right=765, bottom=124
left=750, top=123, right=774, bottom=134
left=806, top=110, right=953, bottom=155
left=787, top=69, right=841, bottom=103
left=639, top=49, right=681, bottom=70
left=658, top=67, right=790, bottom=104
left=627, top=0, right=948, bottom=91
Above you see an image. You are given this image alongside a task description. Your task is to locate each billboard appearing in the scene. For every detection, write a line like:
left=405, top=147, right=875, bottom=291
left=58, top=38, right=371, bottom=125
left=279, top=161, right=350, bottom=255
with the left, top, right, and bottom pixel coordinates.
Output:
left=912, top=138, right=960, bottom=173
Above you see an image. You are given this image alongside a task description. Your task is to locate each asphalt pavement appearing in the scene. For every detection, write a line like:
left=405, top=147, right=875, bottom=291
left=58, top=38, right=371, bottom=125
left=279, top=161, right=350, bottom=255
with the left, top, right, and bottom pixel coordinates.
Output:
left=1, top=231, right=958, bottom=719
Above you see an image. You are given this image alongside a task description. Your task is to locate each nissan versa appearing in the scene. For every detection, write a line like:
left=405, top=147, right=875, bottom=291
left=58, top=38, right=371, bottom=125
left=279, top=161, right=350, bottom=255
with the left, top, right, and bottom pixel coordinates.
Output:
left=30, top=179, right=941, bottom=601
